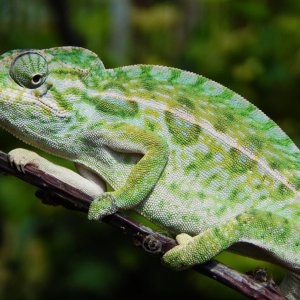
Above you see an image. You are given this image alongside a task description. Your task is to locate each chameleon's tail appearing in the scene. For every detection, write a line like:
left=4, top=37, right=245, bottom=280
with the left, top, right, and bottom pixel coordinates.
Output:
left=280, top=271, right=300, bottom=300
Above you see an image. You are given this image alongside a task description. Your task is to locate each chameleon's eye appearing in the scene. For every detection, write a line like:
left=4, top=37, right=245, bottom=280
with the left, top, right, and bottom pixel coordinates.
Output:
left=10, top=52, right=48, bottom=89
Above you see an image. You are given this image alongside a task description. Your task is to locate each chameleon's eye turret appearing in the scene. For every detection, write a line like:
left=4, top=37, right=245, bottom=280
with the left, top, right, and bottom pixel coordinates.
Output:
left=10, top=52, right=48, bottom=89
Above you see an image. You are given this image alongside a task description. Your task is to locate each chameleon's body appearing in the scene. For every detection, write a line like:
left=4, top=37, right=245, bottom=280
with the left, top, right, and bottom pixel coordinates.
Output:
left=0, top=47, right=299, bottom=298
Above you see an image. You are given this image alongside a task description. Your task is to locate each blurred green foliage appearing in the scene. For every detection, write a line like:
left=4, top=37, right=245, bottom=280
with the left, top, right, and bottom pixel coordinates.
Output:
left=0, top=0, right=299, bottom=299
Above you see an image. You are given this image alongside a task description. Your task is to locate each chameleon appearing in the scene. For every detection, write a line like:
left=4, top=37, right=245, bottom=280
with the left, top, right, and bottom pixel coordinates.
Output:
left=0, top=46, right=299, bottom=299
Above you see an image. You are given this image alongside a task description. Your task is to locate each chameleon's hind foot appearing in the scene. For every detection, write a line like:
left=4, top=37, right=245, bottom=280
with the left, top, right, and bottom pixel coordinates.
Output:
left=162, top=215, right=244, bottom=271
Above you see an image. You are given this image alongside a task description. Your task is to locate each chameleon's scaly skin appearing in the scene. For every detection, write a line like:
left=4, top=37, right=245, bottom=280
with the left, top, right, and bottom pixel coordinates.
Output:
left=0, top=47, right=299, bottom=299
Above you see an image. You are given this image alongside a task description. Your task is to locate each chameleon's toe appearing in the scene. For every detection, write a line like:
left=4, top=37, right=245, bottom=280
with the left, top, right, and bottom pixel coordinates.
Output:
left=162, top=235, right=200, bottom=270
left=162, top=244, right=190, bottom=271
left=88, top=193, right=117, bottom=220
left=176, top=233, right=194, bottom=245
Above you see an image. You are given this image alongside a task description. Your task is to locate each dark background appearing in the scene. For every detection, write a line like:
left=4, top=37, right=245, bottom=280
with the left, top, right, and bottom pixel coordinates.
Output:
left=0, top=0, right=299, bottom=299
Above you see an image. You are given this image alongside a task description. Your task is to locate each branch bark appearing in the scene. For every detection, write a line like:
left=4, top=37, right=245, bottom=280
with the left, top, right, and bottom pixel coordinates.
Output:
left=0, top=150, right=285, bottom=300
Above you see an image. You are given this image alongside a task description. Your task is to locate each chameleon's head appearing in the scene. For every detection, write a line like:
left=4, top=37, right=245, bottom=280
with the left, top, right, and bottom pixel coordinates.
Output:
left=0, top=47, right=104, bottom=151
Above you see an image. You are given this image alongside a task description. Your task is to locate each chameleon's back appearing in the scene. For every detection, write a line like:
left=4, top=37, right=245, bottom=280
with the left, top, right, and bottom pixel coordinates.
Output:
left=103, top=65, right=300, bottom=232
left=112, top=65, right=300, bottom=299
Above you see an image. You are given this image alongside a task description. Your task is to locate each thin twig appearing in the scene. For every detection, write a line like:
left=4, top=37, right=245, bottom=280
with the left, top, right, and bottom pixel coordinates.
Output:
left=0, top=150, right=285, bottom=300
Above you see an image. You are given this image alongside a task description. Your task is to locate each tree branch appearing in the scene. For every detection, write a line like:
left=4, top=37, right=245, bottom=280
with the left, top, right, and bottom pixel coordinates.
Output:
left=0, top=150, right=285, bottom=299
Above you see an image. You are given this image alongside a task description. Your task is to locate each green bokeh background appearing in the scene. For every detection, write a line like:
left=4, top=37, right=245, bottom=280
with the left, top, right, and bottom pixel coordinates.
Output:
left=0, top=0, right=300, bottom=299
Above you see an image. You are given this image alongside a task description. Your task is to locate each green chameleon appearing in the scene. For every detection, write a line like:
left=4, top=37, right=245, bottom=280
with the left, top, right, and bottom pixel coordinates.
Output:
left=0, top=47, right=299, bottom=299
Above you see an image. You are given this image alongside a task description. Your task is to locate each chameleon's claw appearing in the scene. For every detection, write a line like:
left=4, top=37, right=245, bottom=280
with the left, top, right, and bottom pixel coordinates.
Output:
left=88, top=192, right=117, bottom=220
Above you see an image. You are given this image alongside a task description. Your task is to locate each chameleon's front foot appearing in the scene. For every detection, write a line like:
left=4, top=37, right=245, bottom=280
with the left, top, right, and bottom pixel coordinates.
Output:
left=88, top=192, right=118, bottom=220
left=8, top=148, right=42, bottom=173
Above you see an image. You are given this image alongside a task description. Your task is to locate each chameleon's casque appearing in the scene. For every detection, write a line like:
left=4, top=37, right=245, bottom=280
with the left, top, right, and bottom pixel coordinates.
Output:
left=0, top=47, right=299, bottom=299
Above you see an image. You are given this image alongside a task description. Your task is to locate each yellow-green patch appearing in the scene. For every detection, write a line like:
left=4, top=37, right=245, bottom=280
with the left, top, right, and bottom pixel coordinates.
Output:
left=50, top=86, right=73, bottom=111
left=165, top=111, right=201, bottom=146
left=144, top=118, right=162, bottom=132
